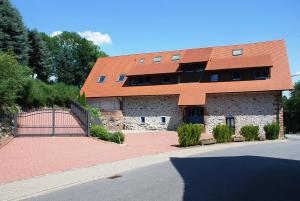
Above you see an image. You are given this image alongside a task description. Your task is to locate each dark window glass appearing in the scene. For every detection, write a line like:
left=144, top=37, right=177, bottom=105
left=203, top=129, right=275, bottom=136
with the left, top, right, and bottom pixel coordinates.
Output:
left=163, top=76, right=171, bottom=83
left=161, top=116, right=166, bottom=124
left=138, top=77, right=144, bottom=85
left=118, top=74, right=125, bottom=82
left=255, top=69, right=269, bottom=79
left=145, top=77, right=151, bottom=84
left=210, top=74, right=219, bottom=82
left=226, top=116, right=235, bottom=133
left=97, top=75, right=106, bottom=83
left=140, top=116, right=145, bottom=124
left=232, top=71, right=241, bottom=80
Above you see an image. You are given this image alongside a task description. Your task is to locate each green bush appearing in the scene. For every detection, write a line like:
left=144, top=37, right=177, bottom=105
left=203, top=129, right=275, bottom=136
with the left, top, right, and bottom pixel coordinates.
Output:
left=240, top=125, right=260, bottom=141
left=90, top=125, right=109, bottom=140
left=213, top=124, right=232, bottom=143
left=109, top=131, right=125, bottom=144
left=177, top=123, right=204, bottom=147
left=90, top=125, right=125, bottom=144
left=264, top=122, right=280, bottom=140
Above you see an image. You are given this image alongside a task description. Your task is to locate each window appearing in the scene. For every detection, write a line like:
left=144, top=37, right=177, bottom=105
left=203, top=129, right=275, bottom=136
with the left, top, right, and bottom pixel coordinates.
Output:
left=97, top=75, right=106, bottom=83
left=153, top=56, right=162, bottom=63
left=117, top=74, right=126, bottom=82
left=210, top=74, right=219, bottom=82
left=171, top=54, right=181, bottom=61
left=226, top=116, right=235, bottom=133
left=139, top=58, right=145, bottom=63
left=140, top=116, right=145, bottom=124
left=162, top=76, right=171, bottom=83
left=161, top=116, right=166, bottom=124
left=232, top=49, right=243, bottom=56
left=232, top=71, right=241, bottom=80
left=255, top=69, right=269, bottom=79
left=145, top=77, right=151, bottom=84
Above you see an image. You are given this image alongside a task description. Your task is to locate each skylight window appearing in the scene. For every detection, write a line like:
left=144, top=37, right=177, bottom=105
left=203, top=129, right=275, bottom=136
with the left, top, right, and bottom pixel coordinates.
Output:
left=117, top=74, right=126, bottom=82
left=97, top=75, right=106, bottom=83
left=139, top=58, right=145, bottom=63
left=171, top=54, right=181, bottom=61
left=232, top=49, right=243, bottom=56
left=153, top=56, right=162, bottom=63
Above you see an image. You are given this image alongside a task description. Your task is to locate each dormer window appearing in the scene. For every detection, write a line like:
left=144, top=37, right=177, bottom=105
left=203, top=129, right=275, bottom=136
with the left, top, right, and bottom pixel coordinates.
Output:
left=153, top=56, right=162, bottom=63
left=139, top=58, right=145, bottom=63
left=97, top=75, right=106, bottom=83
left=171, top=54, right=181, bottom=61
left=232, top=49, right=243, bottom=56
left=117, top=74, right=126, bottom=82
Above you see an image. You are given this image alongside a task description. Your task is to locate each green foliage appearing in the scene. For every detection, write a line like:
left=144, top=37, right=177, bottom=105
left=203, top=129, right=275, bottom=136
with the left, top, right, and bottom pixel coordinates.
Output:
left=28, top=29, right=51, bottom=82
left=264, top=122, right=280, bottom=140
left=19, top=79, right=79, bottom=108
left=78, top=92, right=87, bottom=107
left=177, top=123, right=204, bottom=147
left=240, top=125, right=259, bottom=141
left=90, top=125, right=125, bottom=144
left=43, top=31, right=108, bottom=87
left=283, top=81, right=300, bottom=133
left=0, top=0, right=29, bottom=64
left=213, top=124, right=232, bottom=143
left=0, top=52, right=31, bottom=109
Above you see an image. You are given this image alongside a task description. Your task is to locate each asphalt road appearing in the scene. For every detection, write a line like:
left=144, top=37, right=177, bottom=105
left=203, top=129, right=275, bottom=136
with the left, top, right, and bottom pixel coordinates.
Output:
left=27, top=138, right=300, bottom=201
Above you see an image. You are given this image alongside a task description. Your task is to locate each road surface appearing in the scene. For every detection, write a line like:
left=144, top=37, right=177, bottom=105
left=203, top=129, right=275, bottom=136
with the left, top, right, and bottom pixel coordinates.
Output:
left=27, top=138, right=300, bottom=201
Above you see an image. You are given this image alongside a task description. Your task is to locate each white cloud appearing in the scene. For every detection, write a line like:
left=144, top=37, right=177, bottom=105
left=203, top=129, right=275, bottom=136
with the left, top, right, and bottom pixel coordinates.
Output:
left=78, top=31, right=112, bottom=45
left=50, top=31, right=62, bottom=37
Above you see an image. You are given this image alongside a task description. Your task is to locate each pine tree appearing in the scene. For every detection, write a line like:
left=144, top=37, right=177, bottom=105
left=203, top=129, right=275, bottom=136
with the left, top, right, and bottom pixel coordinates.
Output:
left=0, top=0, right=29, bottom=65
left=28, top=29, right=51, bottom=82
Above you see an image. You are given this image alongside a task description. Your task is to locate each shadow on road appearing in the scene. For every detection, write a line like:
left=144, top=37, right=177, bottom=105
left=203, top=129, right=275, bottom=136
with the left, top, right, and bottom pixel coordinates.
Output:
left=171, top=156, right=300, bottom=201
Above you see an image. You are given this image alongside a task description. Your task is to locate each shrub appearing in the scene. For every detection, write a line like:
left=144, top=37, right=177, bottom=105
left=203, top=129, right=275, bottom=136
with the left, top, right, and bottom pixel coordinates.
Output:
left=213, top=124, right=232, bottom=143
left=264, top=122, right=280, bottom=140
left=90, top=125, right=125, bottom=144
left=177, top=123, right=204, bottom=147
left=90, top=125, right=109, bottom=140
left=240, top=125, right=260, bottom=141
left=109, top=131, right=125, bottom=144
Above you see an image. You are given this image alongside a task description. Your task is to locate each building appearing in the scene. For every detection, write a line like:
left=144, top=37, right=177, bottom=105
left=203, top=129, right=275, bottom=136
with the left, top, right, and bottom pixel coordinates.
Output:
left=81, top=40, right=293, bottom=137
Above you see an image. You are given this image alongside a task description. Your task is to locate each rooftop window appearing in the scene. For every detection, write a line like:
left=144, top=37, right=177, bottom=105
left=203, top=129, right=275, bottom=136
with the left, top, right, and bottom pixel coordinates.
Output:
left=171, top=54, right=181, bottom=61
left=153, top=56, right=162, bottom=63
left=139, top=58, right=145, bottom=63
left=97, top=75, right=106, bottom=83
left=117, top=74, right=126, bottom=82
left=232, top=49, right=243, bottom=56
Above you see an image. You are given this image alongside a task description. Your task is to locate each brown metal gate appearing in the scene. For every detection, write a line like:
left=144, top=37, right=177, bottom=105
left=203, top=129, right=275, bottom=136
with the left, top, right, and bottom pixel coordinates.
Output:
left=16, top=107, right=89, bottom=136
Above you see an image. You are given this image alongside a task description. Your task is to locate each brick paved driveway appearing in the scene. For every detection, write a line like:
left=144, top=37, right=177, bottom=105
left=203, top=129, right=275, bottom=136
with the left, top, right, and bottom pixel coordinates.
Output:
left=0, top=131, right=178, bottom=184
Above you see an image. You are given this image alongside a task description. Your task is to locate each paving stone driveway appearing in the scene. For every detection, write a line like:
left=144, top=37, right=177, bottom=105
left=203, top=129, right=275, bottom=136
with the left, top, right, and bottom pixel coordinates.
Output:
left=0, top=131, right=178, bottom=184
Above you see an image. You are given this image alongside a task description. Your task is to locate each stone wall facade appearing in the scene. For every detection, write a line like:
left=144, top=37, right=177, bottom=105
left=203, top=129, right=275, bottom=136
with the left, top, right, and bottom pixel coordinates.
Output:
left=122, top=95, right=183, bottom=130
left=204, top=92, right=281, bottom=136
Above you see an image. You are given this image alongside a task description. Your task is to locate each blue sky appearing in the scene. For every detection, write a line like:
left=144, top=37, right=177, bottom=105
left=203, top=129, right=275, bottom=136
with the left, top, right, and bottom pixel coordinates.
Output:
left=12, top=0, right=300, bottom=83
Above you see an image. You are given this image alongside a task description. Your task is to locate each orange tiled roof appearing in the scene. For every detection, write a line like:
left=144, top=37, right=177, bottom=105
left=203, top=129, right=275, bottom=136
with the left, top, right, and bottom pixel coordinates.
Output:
left=126, top=62, right=179, bottom=76
left=206, top=54, right=273, bottom=70
left=81, top=40, right=293, bottom=105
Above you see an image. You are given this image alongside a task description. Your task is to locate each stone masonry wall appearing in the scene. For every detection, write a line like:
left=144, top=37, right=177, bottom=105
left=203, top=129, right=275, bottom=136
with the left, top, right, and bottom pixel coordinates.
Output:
left=204, top=92, right=280, bottom=136
left=122, top=95, right=183, bottom=130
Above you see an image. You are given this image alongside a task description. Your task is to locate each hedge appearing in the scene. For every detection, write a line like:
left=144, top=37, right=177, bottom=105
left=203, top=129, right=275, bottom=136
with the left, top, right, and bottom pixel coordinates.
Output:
left=213, top=124, right=232, bottom=143
left=264, top=122, right=280, bottom=140
left=240, top=125, right=259, bottom=141
left=177, top=123, right=204, bottom=147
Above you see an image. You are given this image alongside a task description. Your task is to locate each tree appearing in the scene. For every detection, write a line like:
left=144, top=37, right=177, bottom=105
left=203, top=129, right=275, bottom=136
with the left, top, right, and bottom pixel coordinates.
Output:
left=27, top=29, right=52, bottom=82
left=0, top=0, right=29, bottom=65
left=42, top=31, right=107, bottom=87
left=283, top=81, right=300, bottom=133
left=0, top=52, right=31, bottom=110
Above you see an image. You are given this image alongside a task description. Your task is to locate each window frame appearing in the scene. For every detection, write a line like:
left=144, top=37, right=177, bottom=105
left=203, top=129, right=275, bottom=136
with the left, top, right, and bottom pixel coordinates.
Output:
left=210, top=73, right=219, bottom=82
left=153, top=56, right=162, bottom=63
left=160, top=116, right=166, bottom=125
left=232, top=49, right=243, bottom=56
left=117, top=74, right=126, bottom=82
left=140, top=116, right=145, bottom=124
left=97, top=75, right=106, bottom=83
left=171, top=54, right=181, bottom=61
left=226, top=116, right=235, bottom=133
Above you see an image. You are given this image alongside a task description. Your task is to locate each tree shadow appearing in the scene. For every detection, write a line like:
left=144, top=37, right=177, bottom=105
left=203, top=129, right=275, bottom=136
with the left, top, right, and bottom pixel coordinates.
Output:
left=170, top=156, right=300, bottom=201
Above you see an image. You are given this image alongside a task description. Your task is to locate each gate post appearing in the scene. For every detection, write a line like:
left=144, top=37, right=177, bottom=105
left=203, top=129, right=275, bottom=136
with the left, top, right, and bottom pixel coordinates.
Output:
left=52, top=108, right=55, bottom=136
left=86, top=112, right=90, bottom=136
